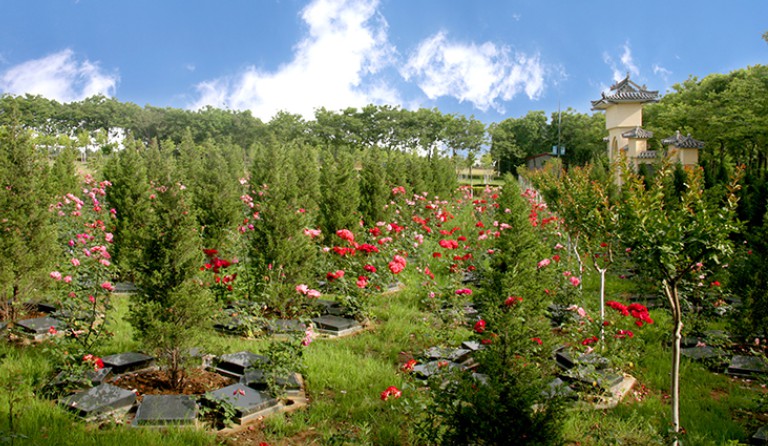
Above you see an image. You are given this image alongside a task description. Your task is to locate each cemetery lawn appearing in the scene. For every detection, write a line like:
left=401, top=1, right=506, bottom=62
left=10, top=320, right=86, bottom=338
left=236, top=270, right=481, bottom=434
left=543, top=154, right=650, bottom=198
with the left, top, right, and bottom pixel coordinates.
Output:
left=0, top=271, right=764, bottom=445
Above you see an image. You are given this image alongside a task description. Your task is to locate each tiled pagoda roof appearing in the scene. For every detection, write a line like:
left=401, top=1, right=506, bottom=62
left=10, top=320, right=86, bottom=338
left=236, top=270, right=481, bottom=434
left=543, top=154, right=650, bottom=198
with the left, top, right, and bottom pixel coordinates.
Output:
left=622, top=126, right=654, bottom=139
left=592, top=74, right=660, bottom=109
left=662, top=131, right=705, bottom=149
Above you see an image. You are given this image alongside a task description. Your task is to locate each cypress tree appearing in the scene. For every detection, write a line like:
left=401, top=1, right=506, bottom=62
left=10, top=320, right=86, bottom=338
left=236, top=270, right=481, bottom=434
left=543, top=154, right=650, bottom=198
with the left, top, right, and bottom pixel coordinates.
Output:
left=359, top=148, right=388, bottom=225
left=129, top=179, right=214, bottom=390
left=0, top=121, right=56, bottom=317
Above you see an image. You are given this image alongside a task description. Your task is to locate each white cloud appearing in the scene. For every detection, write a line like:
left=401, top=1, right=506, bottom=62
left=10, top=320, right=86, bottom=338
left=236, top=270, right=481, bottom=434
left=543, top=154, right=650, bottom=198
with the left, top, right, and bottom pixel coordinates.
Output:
left=401, top=31, right=545, bottom=113
left=653, top=63, right=672, bottom=81
left=190, top=0, right=399, bottom=120
left=0, top=49, right=117, bottom=102
left=603, top=42, right=640, bottom=82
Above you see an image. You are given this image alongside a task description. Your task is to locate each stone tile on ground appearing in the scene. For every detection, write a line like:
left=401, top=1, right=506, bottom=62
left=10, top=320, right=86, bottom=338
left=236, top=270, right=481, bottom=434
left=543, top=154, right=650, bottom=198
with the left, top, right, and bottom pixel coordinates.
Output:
left=15, top=316, right=66, bottom=340
left=133, top=394, right=198, bottom=427
left=101, top=352, right=155, bottom=374
left=215, top=351, right=269, bottom=378
left=681, top=346, right=722, bottom=361
left=61, top=383, right=136, bottom=419
left=753, top=424, right=768, bottom=444
left=311, top=315, right=363, bottom=336
left=726, top=355, right=768, bottom=378
left=412, top=360, right=460, bottom=380
left=240, top=369, right=302, bottom=397
left=266, top=319, right=306, bottom=334
left=207, top=383, right=279, bottom=424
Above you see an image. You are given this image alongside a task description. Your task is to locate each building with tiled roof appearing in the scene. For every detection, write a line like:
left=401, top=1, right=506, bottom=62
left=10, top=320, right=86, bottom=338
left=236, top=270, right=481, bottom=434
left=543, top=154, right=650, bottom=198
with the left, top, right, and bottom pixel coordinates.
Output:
left=592, top=73, right=699, bottom=182
left=662, top=131, right=704, bottom=166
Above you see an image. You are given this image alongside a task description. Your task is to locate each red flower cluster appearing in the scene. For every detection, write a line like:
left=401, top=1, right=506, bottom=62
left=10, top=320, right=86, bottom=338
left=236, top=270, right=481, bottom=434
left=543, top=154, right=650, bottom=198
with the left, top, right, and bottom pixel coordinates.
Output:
left=581, top=336, right=599, bottom=346
left=504, top=296, right=523, bottom=306
left=474, top=319, right=486, bottom=333
left=336, top=229, right=355, bottom=243
left=326, top=270, right=345, bottom=281
left=455, top=288, right=472, bottom=296
left=356, top=276, right=369, bottom=288
left=332, top=246, right=356, bottom=257
left=380, top=385, right=402, bottom=401
left=401, top=359, right=418, bottom=372
left=607, top=301, right=654, bottom=327
left=531, top=337, right=543, bottom=345
left=363, top=264, right=377, bottom=273
left=357, top=243, right=379, bottom=254
left=83, top=354, right=105, bottom=371
left=439, top=239, right=459, bottom=249
left=615, top=329, right=634, bottom=339
left=388, top=255, right=407, bottom=274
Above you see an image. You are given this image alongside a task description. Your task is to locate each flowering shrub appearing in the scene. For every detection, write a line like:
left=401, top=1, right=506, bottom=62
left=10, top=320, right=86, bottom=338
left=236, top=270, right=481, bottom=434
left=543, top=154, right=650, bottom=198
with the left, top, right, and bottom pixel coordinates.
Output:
left=49, top=177, right=116, bottom=352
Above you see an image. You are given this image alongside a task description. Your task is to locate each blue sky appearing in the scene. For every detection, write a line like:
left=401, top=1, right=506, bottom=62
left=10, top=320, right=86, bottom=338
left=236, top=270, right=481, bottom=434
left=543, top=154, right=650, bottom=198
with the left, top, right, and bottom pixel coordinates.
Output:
left=1, top=0, right=765, bottom=123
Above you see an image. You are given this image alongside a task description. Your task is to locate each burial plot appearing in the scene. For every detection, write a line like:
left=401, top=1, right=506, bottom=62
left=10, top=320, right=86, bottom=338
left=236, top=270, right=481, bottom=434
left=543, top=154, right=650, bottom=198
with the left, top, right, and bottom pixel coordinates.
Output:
left=34, top=301, right=58, bottom=314
left=215, top=351, right=269, bottom=378
left=101, top=352, right=155, bottom=374
left=423, top=347, right=472, bottom=363
left=681, top=346, right=722, bottom=361
left=412, top=360, right=460, bottom=380
left=726, top=355, right=768, bottom=378
left=543, top=378, right=575, bottom=399
left=266, top=319, right=306, bottom=334
left=207, top=383, right=278, bottom=423
left=113, top=282, right=138, bottom=293
left=15, top=316, right=65, bottom=340
left=62, top=383, right=136, bottom=419
left=461, top=340, right=484, bottom=352
left=241, top=369, right=302, bottom=397
left=753, top=425, right=768, bottom=444
left=313, top=299, right=344, bottom=316
left=311, top=315, right=362, bottom=336
left=133, top=394, right=198, bottom=427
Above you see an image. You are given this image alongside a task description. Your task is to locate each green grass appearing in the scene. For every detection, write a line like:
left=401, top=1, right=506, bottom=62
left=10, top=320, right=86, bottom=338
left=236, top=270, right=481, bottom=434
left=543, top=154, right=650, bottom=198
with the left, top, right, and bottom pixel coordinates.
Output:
left=0, top=268, right=763, bottom=445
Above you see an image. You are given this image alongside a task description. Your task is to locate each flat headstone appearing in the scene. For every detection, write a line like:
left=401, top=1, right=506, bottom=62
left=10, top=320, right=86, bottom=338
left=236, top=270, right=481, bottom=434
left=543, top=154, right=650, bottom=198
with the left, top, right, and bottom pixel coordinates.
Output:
left=216, top=351, right=269, bottom=378
left=62, top=383, right=136, bottom=419
left=461, top=341, right=483, bottom=352
left=543, top=377, right=574, bottom=399
left=423, top=347, right=471, bottom=363
left=35, top=301, right=58, bottom=314
left=555, top=350, right=575, bottom=370
left=461, top=272, right=477, bottom=284
left=565, top=365, right=623, bottom=390
left=53, top=367, right=113, bottom=390
left=207, top=383, right=278, bottom=422
left=16, top=316, right=66, bottom=339
left=311, top=315, right=362, bottom=335
left=134, top=394, right=198, bottom=426
left=240, top=369, right=301, bottom=392
left=267, top=319, right=306, bottom=334
left=412, top=360, right=460, bottom=379
left=727, top=355, right=768, bottom=378
left=681, top=346, right=722, bottom=361
left=753, top=425, right=768, bottom=444
left=113, top=282, right=138, bottom=293
left=313, top=299, right=344, bottom=316
left=101, top=352, right=155, bottom=374
left=576, top=353, right=610, bottom=369
left=472, top=373, right=489, bottom=386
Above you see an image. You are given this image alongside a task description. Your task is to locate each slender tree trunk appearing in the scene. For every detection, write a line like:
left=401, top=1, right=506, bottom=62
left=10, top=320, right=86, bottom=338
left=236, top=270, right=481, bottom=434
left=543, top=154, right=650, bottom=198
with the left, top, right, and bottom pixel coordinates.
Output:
left=599, top=267, right=606, bottom=347
left=663, top=278, right=683, bottom=445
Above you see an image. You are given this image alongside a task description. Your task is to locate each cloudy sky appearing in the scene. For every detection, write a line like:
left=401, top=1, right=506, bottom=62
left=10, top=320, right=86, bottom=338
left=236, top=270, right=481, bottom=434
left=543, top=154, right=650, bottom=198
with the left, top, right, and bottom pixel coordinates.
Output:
left=1, top=0, right=765, bottom=123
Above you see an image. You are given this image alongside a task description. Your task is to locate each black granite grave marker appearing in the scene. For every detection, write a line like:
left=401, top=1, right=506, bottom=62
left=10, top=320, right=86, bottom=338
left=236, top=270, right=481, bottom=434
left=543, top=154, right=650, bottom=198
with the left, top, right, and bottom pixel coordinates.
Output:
left=216, top=351, right=269, bottom=378
left=727, top=355, right=768, bottom=378
left=134, top=394, right=198, bottom=426
left=16, top=316, right=66, bottom=339
left=311, top=315, right=361, bottom=334
left=62, top=383, right=136, bottom=419
left=207, top=383, right=278, bottom=421
left=101, top=352, right=155, bottom=374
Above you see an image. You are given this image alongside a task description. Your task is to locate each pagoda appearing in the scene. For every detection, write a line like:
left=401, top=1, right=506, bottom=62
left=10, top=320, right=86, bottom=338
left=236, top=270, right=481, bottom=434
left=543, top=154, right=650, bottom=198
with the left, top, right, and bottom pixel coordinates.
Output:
left=592, top=73, right=659, bottom=177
